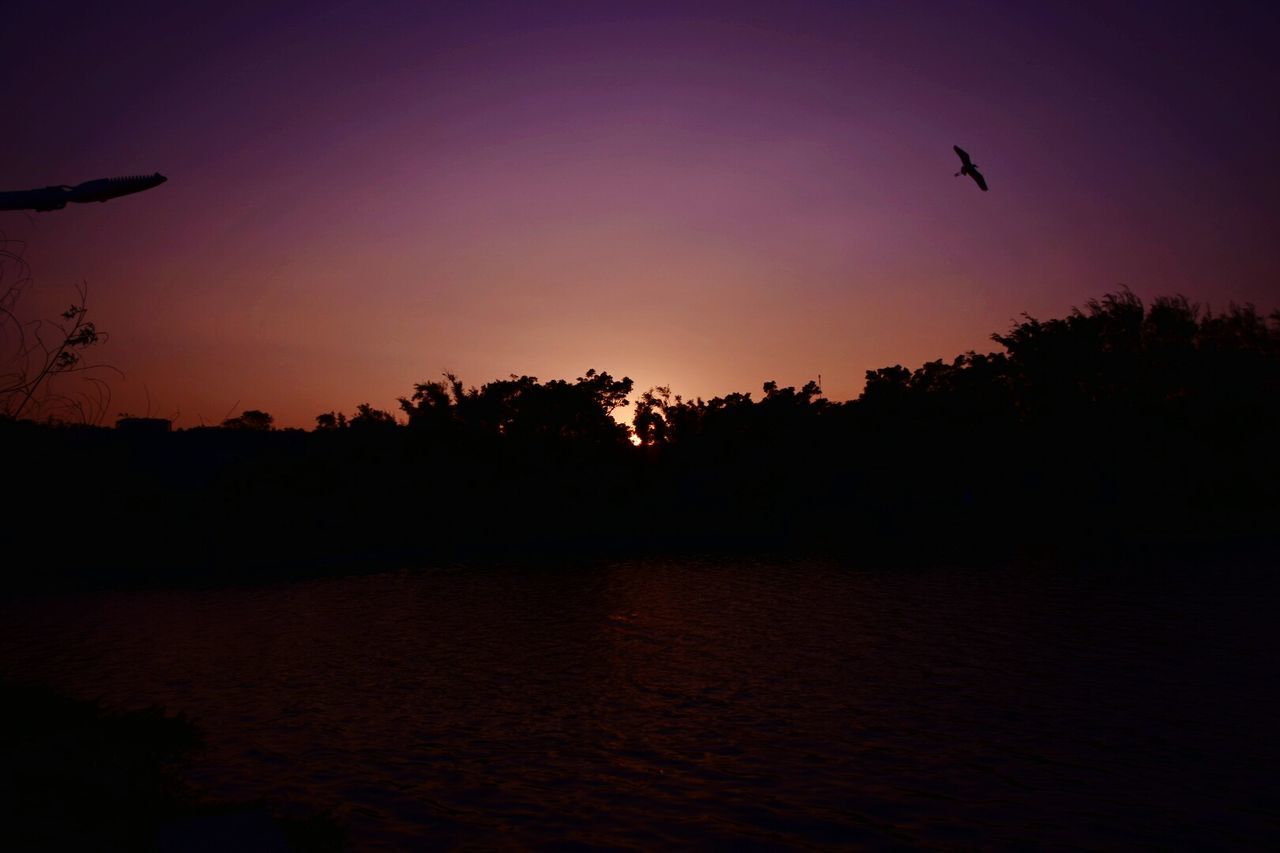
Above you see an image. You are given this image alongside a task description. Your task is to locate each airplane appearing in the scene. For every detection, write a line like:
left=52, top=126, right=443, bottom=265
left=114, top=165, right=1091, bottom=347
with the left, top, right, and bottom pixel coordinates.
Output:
left=0, top=173, right=167, bottom=211
left=952, top=146, right=988, bottom=192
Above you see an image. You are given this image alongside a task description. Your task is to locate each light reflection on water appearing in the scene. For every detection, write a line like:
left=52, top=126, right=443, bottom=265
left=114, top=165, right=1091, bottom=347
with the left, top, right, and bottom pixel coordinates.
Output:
left=2, top=557, right=1277, bottom=849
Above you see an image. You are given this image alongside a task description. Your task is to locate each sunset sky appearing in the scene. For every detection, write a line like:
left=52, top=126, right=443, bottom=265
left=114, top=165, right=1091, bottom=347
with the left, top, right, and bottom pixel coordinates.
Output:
left=4, top=0, right=1278, bottom=427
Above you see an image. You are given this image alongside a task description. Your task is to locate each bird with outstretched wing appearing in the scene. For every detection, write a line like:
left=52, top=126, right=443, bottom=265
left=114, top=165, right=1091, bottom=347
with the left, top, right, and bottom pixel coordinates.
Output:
left=953, top=146, right=988, bottom=191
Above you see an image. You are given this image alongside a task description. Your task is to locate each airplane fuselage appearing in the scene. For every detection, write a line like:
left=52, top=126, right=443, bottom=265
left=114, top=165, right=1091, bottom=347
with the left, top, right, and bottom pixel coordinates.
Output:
left=0, top=173, right=167, bottom=211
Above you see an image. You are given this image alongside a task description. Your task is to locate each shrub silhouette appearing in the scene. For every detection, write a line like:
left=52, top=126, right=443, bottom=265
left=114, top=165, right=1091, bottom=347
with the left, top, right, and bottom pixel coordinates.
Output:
left=220, top=409, right=274, bottom=430
left=1, top=234, right=116, bottom=423
left=398, top=369, right=633, bottom=449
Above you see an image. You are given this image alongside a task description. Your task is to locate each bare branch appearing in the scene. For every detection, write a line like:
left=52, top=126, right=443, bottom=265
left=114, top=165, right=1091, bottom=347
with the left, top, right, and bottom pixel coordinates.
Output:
left=1, top=235, right=120, bottom=423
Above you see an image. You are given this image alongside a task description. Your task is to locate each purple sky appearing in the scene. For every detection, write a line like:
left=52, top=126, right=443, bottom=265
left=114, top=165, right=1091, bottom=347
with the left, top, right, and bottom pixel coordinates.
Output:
left=3, top=1, right=1278, bottom=426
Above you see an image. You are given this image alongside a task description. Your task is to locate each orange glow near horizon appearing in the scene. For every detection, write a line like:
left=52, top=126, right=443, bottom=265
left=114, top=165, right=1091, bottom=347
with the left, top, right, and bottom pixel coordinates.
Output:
left=3, top=4, right=1278, bottom=428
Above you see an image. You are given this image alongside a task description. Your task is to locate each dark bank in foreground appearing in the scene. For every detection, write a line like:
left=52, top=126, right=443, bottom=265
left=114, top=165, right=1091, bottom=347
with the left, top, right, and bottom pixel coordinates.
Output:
left=0, top=679, right=343, bottom=851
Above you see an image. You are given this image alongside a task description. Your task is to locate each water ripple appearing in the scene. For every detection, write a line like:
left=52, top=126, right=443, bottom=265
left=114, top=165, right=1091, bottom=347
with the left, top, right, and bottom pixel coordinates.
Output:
left=2, top=557, right=1277, bottom=849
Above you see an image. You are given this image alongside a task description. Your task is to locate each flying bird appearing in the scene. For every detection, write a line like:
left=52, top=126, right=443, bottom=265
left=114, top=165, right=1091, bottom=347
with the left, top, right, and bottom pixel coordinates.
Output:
left=0, top=173, right=167, bottom=212
left=952, top=146, right=987, bottom=192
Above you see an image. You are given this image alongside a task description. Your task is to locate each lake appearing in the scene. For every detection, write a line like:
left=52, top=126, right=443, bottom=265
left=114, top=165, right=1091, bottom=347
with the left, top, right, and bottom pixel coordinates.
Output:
left=2, top=556, right=1277, bottom=849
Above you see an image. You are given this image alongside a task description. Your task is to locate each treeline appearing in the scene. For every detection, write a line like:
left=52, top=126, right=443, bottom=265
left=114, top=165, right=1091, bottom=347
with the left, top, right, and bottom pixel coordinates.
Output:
left=6, top=291, right=1279, bottom=585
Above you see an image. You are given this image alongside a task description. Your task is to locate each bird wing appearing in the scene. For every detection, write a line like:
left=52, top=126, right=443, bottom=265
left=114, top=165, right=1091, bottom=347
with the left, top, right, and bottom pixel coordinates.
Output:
left=969, top=169, right=988, bottom=191
left=953, top=145, right=972, bottom=166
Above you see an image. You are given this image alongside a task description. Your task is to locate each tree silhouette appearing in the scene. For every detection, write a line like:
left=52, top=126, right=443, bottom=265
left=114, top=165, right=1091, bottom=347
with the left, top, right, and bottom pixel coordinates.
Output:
left=221, top=409, right=274, bottom=430
left=1, top=234, right=117, bottom=423
left=6, top=288, right=1280, bottom=582
left=314, top=411, right=347, bottom=430
left=399, top=369, right=633, bottom=447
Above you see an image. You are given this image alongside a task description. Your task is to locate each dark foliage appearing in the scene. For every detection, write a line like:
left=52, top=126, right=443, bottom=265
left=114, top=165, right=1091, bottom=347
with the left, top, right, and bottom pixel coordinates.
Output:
left=5, top=291, right=1278, bottom=586
left=0, top=679, right=200, bottom=849
left=220, top=409, right=275, bottom=431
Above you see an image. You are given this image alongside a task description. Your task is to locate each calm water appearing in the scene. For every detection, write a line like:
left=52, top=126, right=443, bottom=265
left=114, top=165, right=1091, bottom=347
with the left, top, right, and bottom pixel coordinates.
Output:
left=2, top=557, right=1278, bottom=849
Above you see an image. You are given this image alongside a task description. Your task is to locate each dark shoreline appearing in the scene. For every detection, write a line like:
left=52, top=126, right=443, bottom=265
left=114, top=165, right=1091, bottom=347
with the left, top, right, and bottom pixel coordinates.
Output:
left=8, top=409, right=1276, bottom=592
left=15, top=508, right=1280, bottom=594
